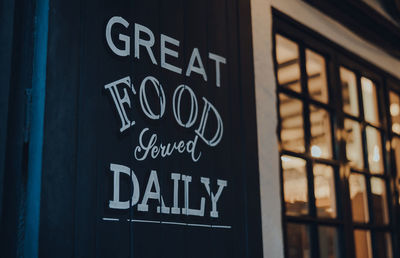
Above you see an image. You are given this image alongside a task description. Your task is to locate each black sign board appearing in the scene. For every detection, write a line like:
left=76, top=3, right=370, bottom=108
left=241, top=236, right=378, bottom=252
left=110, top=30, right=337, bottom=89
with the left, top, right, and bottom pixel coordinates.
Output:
left=40, top=0, right=262, bottom=257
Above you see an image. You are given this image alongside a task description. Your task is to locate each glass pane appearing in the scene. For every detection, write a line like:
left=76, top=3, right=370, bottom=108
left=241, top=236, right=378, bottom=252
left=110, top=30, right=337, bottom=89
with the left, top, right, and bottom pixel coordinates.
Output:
left=318, top=226, right=339, bottom=258
left=279, top=94, right=305, bottom=152
left=370, top=177, right=389, bottom=224
left=354, top=230, right=372, bottom=258
left=374, top=231, right=393, bottom=258
left=389, top=91, right=400, bottom=134
left=306, top=49, right=328, bottom=103
left=286, top=223, right=311, bottom=258
left=392, top=137, right=400, bottom=204
left=314, top=164, right=337, bottom=218
left=361, top=77, right=380, bottom=125
left=344, top=119, right=364, bottom=169
left=281, top=155, right=308, bottom=216
left=340, top=67, right=359, bottom=116
left=310, top=105, right=332, bottom=159
left=276, top=35, right=301, bottom=92
left=365, top=126, right=384, bottom=174
left=349, top=173, right=369, bottom=223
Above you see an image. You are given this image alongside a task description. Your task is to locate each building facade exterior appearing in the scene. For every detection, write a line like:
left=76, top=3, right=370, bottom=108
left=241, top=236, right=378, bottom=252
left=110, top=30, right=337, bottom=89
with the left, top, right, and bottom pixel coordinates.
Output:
left=252, top=1, right=400, bottom=257
left=0, top=0, right=399, bottom=257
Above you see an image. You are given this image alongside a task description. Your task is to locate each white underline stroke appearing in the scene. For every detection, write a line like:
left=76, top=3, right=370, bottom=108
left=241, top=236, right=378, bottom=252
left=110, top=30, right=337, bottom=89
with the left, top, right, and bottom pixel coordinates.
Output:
left=102, top=217, right=231, bottom=229
left=102, top=217, right=119, bottom=221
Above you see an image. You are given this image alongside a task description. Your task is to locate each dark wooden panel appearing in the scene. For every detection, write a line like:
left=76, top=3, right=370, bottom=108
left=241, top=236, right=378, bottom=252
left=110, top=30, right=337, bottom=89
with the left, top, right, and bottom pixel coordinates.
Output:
left=0, top=0, right=35, bottom=256
left=0, top=0, right=16, bottom=221
left=237, top=0, right=264, bottom=256
left=40, top=0, right=262, bottom=257
left=38, top=0, right=81, bottom=256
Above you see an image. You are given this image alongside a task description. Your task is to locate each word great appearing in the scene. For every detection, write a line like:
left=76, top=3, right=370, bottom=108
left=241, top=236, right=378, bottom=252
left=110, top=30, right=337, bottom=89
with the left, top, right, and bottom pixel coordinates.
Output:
left=106, top=16, right=227, bottom=87
left=109, top=163, right=228, bottom=218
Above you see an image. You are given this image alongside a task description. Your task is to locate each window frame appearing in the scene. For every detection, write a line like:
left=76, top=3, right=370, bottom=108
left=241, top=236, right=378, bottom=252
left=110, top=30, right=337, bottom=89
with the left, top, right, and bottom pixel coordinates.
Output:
left=273, top=8, right=400, bottom=258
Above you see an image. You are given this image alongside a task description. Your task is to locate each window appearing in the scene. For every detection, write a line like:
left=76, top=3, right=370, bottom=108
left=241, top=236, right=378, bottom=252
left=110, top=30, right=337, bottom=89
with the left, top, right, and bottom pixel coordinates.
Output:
left=274, top=12, right=399, bottom=258
left=389, top=81, right=400, bottom=207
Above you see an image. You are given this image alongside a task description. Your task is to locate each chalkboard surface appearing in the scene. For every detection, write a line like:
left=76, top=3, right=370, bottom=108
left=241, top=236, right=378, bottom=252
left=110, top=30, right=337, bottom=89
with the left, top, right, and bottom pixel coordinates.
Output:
left=40, top=0, right=262, bottom=257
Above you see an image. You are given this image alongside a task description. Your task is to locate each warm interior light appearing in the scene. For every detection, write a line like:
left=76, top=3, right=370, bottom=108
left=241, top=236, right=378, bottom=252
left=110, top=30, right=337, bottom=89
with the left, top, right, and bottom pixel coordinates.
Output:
left=311, top=145, right=322, bottom=157
left=390, top=103, right=400, bottom=116
left=373, top=145, right=380, bottom=162
left=370, top=177, right=384, bottom=195
left=314, top=184, right=330, bottom=199
left=361, top=77, right=373, bottom=93
left=393, top=123, right=400, bottom=134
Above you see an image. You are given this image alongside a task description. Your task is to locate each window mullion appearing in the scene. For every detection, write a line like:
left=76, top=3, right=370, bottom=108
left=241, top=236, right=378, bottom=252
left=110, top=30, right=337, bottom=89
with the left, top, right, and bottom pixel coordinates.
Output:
left=300, top=43, right=321, bottom=258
